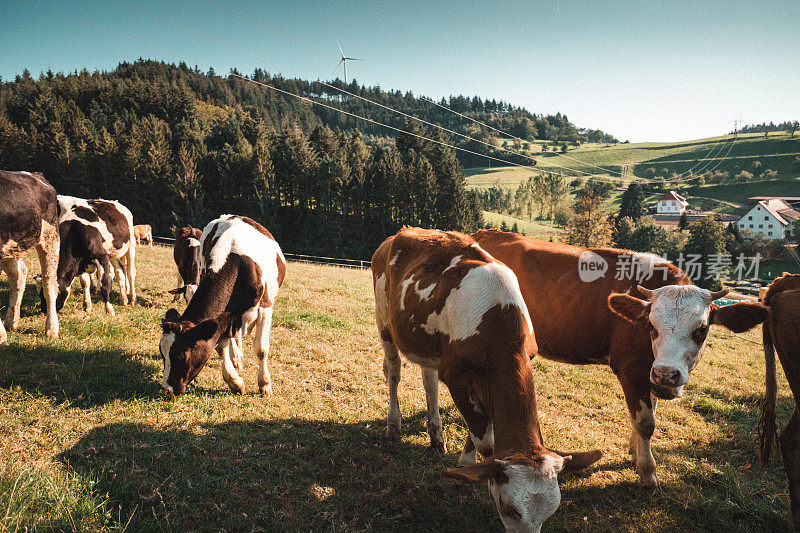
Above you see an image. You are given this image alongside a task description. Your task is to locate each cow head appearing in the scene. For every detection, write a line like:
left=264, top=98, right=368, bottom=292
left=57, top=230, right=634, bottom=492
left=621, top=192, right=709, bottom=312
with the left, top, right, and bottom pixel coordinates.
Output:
left=609, top=285, right=768, bottom=395
left=444, top=449, right=599, bottom=533
left=159, top=308, right=230, bottom=397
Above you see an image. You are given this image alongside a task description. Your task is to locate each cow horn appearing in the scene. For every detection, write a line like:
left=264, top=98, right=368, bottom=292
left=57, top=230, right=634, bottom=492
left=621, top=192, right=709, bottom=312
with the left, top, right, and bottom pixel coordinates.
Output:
left=709, top=288, right=730, bottom=300
left=636, top=285, right=654, bottom=299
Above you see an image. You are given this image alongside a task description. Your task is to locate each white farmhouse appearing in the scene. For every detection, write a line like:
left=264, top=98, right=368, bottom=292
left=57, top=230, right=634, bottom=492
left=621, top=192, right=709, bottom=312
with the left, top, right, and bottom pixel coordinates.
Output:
left=737, top=199, right=799, bottom=239
left=656, top=191, right=688, bottom=215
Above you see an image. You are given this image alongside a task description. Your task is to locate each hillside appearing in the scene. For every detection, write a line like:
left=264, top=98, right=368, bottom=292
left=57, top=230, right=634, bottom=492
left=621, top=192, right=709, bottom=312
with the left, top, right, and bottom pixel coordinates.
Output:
left=468, top=132, right=800, bottom=212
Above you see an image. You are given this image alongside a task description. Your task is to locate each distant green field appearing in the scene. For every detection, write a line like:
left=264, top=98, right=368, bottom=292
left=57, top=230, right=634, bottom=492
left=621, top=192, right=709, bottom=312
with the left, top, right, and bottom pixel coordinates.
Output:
left=467, top=132, right=800, bottom=213
left=481, top=211, right=564, bottom=239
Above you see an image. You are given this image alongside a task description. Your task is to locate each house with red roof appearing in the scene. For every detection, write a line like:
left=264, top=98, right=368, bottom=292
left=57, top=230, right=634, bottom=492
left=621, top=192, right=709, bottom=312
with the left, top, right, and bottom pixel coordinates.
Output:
left=655, top=191, right=689, bottom=215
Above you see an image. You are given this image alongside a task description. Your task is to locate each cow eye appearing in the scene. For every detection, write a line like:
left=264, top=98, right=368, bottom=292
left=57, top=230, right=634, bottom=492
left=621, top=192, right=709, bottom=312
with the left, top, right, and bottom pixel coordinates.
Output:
left=692, top=325, right=708, bottom=343
left=647, top=320, right=658, bottom=338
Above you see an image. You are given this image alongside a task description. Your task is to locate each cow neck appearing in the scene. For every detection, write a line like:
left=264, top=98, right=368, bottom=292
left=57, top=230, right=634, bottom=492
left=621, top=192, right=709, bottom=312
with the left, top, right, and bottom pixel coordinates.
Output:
left=488, top=348, right=547, bottom=458
left=179, top=256, right=241, bottom=325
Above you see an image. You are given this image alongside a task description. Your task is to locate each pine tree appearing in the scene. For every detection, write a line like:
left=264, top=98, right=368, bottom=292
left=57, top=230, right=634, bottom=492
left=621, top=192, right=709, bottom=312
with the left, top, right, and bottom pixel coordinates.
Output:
left=618, top=183, right=646, bottom=222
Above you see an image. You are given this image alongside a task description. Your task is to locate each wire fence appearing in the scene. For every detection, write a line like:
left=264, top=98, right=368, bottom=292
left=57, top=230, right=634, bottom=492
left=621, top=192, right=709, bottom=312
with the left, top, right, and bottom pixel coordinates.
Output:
left=150, top=236, right=371, bottom=269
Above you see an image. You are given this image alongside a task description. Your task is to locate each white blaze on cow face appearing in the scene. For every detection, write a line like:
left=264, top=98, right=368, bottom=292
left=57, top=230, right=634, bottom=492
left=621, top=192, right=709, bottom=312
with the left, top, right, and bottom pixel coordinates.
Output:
left=489, top=456, right=565, bottom=533
left=422, top=262, right=533, bottom=341
left=159, top=332, right=176, bottom=395
left=646, top=285, right=714, bottom=389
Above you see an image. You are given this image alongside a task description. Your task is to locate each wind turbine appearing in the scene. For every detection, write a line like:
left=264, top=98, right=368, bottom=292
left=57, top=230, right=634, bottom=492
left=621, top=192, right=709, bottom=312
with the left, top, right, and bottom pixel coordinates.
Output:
left=334, top=41, right=362, bottom=84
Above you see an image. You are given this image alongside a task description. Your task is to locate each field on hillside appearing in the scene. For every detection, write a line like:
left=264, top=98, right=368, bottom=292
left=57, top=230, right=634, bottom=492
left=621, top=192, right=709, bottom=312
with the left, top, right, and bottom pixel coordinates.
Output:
left=468, top=132, right=800, bottom=212
left=0, top=245, right=795, bottom=531
left=481, top=211, right=564, bottom=239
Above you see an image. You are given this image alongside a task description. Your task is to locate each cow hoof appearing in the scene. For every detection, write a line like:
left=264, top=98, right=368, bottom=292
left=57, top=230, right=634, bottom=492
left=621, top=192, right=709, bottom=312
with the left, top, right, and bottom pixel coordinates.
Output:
left=458, top=449, right=477, bottom=466
left=639, top=474, right=659, bottom=489
left=45, top=329, right=58, bottom=339
left=105, top=303, right=114, bottom=316
left=430, top=441, right=447, bottom=454
left=229, top=379, right=245, bottom=395
left=386, top=427, right=402, bottom=441
left=259, top=383, right=273, bottom=397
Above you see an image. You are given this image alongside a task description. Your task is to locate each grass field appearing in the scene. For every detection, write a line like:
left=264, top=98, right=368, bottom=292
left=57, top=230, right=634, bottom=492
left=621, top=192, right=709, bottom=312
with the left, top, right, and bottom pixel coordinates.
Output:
left=0, top=245, right=795, bottom=531
left=481, top=211, right=564, bottom=240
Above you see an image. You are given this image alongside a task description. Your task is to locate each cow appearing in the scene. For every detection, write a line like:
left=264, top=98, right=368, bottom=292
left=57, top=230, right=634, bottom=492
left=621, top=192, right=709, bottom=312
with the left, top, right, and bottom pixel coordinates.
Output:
left=0, top=170, right=59, bottom=343
left=43, top=198, right=136, bottom=316
left=159, top=215, right=286, bottom=398
left=470, top=229, right=768, bottom=487
left=372, top=228, right=601, bottom=532
left=133, top=224, right=153, bottom=246
left=758, top=273, right=800, bottom=531
left=169, top=226, right=203, bottom=303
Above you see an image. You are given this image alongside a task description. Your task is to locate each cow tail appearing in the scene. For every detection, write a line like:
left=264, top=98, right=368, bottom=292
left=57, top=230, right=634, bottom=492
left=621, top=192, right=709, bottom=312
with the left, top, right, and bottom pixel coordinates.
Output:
left=758, top=312, right=777, bottom=467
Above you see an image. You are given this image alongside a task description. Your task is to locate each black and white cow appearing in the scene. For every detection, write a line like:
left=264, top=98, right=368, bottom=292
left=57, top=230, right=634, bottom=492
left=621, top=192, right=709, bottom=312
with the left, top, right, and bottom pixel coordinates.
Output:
left=160, top=215, right=286, bottom=398
left=42, top=197, right=136, bottom=315
left=169, top=226, right=203, bottom=303
left=0, top=170, right=60, bottom=343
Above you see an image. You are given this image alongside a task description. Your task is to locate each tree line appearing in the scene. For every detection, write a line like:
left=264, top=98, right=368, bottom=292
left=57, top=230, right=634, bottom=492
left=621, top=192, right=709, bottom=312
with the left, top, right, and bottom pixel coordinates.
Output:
left=0, top=61, right=487, bottom=258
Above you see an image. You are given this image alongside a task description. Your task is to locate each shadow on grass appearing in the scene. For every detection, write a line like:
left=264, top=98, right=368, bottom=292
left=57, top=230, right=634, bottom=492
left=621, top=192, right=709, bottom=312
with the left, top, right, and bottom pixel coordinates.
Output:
left=0, top=343, right=159, bottom=408
left=58, top=418, right=500, bottom=532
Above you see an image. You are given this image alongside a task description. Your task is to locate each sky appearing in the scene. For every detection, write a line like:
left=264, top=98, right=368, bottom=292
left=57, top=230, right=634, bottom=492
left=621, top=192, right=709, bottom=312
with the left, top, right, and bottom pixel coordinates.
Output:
left=2, top=0, right=798, bottom=142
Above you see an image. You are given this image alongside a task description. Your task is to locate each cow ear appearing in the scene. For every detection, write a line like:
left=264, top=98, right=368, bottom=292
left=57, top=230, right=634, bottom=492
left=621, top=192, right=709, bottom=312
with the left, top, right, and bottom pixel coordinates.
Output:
left=556, top=449, right=603, bottom=474
left=188, top=318, right=221, bottom=342
left=164, top=308, right=180, bottom=322
left=711, top=302, right=768, bottom=333
left=608, top=293, right=649, bottom=323
left=442, top=459, right=504, bottom=483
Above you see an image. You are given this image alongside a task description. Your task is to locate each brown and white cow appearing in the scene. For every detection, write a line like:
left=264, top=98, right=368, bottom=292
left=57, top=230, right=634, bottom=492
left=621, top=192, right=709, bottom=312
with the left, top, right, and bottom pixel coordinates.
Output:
left=133, top=224, right=153, bottom=246
left=43, top=197, right=136, bottom=315
left=169, top=226, right=202, bottom=303
left=758, top=273, right=800, bottom=531
left=471, top=229, right=768, bottom=487
left=372, top=228, right=601, bottom=532
left=159, top=215, right=286, bottom=397
left=0, top=170, right=59, bottom=343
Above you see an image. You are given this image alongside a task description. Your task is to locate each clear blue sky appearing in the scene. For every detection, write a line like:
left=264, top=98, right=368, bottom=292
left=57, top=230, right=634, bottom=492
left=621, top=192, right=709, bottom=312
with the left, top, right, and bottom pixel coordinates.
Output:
left=2, top=0, right=798, bottom=142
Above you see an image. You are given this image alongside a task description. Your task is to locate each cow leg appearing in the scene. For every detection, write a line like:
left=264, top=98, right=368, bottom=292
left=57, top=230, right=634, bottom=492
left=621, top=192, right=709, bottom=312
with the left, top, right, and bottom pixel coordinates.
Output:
left=97, top=255, right=114, bottom=316
left=421, top=367, right=446, bottom=452
left=254, top=306, right=274, bottom=397
left=440, top=368, right=493, bottom=465
left=124, top=244, right=136, bottom=305
left=627, top=395, right=659, bottom=488
left=35, top=225, right=59, bottom=339
left=217, top=338, right=245, bottom=394
left=779, top=409, right=800, bottom=531
left=381, top=340, right=402, bottom=440
left=79, top=272, right=93, bottom=313
left=2, top=258, right=27, bottom=332
left=113, top=259, right=128, bottom=306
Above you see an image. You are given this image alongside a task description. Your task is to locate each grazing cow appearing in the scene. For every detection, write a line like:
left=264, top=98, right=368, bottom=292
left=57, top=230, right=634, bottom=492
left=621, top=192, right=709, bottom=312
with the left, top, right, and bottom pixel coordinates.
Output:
left=372, top=228, right=601, bottom=532
left=44, top=198, right=136, bottom=315
left=0, top=170, right=59, bottom=343
left=159, top=215, right=286, bottom=397
left=758, top=273, right=800, bottom=531
left=169, top=226, right=203, bottom=303
left=133, top=224, right=153, bottom=246
left=471, top=229, right=768, bottom=487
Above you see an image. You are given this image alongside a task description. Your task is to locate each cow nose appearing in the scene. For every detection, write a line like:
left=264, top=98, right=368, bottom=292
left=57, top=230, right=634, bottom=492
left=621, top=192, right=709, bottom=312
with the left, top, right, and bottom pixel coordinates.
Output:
left=651, top=365, right=679, bottom=386
left=162, top=388, right=176, bottom=401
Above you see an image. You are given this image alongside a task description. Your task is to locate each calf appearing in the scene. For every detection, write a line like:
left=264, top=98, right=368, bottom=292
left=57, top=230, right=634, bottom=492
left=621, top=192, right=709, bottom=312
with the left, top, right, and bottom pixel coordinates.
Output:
left=0, top=170, right=59, bottom=343
left=134, top=224, right=153, bottom=246
left=758, top=273, right=800, bottom=531
left=373, top=228, right=600, bottom=532
left=169, top=226, right=202, bottom=303
left=46, top=198, right=136, bottom=315
left=472, top=229, right=767, bottom=486
left=159, top=215, right=286, bottom=397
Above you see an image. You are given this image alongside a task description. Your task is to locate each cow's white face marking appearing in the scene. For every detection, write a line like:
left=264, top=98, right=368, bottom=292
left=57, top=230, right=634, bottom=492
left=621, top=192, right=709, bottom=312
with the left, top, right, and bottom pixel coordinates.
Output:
left=160, top=332, right=176, bottom=393
left=647, top=285, right=713, bottom=388
left=421, top=262, right=533, bottom=341
left=489, top=456, right=564, bottom=533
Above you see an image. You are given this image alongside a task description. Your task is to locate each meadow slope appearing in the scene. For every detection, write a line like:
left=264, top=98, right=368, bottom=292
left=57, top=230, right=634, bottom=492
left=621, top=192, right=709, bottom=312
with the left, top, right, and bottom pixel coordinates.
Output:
left=0, top=245, right=794, bottom=531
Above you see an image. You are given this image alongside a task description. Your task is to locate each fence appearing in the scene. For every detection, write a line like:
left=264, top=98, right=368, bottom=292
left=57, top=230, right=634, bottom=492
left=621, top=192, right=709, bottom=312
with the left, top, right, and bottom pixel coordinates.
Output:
left=150, top=236, right=371, bottom=269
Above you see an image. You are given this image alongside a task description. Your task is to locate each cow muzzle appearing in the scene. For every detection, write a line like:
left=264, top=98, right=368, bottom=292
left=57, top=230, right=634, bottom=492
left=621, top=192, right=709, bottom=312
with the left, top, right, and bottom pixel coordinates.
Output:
left=162, top=387, right=176, bottom=401
left=650, top=365, right=682, bottom=387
